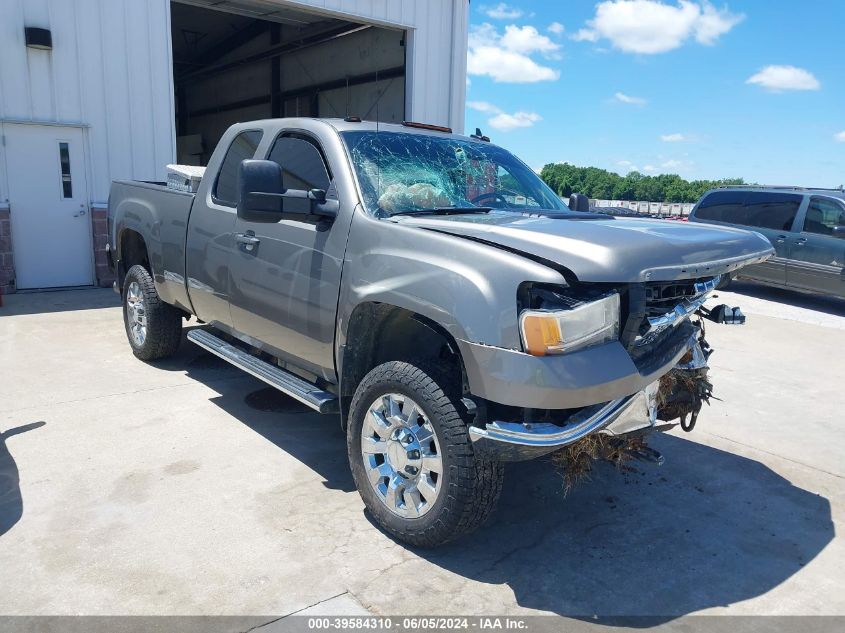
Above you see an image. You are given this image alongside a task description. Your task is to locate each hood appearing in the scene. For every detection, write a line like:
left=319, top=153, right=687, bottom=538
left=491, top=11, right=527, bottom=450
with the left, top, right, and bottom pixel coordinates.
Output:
left=393, top=212, right=774, bottom=282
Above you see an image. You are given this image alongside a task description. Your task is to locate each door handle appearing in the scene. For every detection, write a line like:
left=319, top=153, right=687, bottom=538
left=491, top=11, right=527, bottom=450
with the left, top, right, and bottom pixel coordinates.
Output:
left=73, top=209, right=87, bottom=217
left=235, top=232, right=260, bottom=251
left=794, top=238, right=807, bottom=246
left=776, top=235, right=786, bottom=244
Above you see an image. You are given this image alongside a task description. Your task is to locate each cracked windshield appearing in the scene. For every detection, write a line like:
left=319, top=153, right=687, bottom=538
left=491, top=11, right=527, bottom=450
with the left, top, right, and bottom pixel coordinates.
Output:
left=342, top=131, right=566, bottom=216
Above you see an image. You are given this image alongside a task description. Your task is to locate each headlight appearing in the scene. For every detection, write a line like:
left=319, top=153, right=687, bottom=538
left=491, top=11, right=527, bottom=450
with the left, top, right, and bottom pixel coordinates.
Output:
left=519, top=292, right=620, bottom=356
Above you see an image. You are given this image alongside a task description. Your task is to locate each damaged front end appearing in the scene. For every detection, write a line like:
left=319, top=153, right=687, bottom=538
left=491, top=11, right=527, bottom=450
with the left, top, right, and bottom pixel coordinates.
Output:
left=644, top=277, right=746, bottom=434
left=468, top=274, right=746, bottom=478
left=552, top=286, right=747, bottom=487
left=656, top=322, right=714, bottom=432
left=551, top=320, right=720, bottom=492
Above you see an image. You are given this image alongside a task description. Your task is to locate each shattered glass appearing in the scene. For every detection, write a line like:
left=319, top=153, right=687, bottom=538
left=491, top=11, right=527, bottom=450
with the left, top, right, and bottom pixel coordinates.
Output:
left=341, top=131, right=567, bottom=216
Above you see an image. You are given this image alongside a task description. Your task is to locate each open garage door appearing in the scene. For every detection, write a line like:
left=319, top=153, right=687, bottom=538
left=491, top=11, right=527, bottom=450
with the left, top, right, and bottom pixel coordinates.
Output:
left=171, top=0, right=406, bottom=165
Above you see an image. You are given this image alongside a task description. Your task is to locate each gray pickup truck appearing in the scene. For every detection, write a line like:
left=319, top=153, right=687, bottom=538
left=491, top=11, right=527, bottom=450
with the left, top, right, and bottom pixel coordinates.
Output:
left=108, top=118, right=773, bottom=546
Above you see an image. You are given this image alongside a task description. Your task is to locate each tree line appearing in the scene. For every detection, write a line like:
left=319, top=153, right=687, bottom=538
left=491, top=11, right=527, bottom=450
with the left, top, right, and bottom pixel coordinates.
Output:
left=539, top=162, right=746, bottom=203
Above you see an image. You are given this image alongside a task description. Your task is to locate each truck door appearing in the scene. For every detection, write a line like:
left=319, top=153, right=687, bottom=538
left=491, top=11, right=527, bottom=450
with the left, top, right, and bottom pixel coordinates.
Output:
left=185, top=129, right=263, bottom=327
left=786, top=196, right=845, bottom=297
left=228, top=132, right=345, bottom=381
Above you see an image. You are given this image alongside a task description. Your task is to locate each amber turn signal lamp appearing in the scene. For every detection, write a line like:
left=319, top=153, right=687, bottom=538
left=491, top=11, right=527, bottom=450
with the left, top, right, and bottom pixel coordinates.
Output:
left=520, top=314, right=562, bottom=357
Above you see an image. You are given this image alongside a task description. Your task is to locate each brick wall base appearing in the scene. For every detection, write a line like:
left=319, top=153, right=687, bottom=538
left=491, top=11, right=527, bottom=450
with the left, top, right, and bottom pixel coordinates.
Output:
left=91, top=207, right=115, bottom=288
left=0, top=208, right=15, bottom=295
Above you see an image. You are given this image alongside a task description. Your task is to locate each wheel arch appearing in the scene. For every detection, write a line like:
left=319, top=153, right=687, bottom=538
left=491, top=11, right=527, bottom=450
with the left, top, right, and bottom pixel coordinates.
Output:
left=117, top=229, right=150, bottom=292
left=338, top=302, right=468, bottom=430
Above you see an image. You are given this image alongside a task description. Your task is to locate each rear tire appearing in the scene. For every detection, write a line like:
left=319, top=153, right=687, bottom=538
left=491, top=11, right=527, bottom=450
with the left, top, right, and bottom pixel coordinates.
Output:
left=122, top=264, right=182, bottom=361
left=347, top=360, right=503, bottom=547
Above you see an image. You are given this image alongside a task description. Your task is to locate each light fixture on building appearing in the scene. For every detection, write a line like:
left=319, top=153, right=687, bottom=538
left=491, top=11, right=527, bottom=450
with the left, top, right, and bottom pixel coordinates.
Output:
left=25, top=27, right=52, bottom=51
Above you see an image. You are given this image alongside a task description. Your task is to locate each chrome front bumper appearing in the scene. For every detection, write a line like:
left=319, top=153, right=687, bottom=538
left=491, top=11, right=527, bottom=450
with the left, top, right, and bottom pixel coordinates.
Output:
left=468, top=381, right=660, bottom=462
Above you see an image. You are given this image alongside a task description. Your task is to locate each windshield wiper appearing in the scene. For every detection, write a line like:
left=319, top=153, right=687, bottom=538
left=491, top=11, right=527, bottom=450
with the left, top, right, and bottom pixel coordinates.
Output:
left=391, top=206, right=492, bottom=217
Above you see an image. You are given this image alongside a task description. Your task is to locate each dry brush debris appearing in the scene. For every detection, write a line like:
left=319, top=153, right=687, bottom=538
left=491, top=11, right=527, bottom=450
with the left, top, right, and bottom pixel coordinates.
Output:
left=552, top=332, right=716, bottom=493
left=551, top=434, right=646, bottom=495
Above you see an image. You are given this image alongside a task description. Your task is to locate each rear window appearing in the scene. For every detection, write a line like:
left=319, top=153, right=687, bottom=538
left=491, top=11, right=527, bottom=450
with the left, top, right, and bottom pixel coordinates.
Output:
left=743, top=192, right=801, bottom=230
left=695, top=191, right=745, bottom=223
left=695, top=190, right=801, bottom=231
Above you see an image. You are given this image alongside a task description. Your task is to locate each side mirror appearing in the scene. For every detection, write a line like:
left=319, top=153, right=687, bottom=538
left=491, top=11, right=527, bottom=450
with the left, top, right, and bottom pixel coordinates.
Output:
left=237, top=160, right=284, bottom=222
left=306, top=188, right=339, bottom=218
left=832, top=226, right=845, bottom=239
left=568, top=192, right=591, bottom=212
left=259, top=187, right=337, bottom=218
left=701, top=304, right=746, bottom=325
left=237, top=160, right=338, bottom=222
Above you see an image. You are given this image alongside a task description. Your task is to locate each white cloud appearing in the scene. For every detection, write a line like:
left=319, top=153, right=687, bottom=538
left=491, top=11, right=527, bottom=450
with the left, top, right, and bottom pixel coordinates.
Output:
left=694, top=0, right=743, bottom=44
left=467, top=101, right=500, bottom=114
left=467, top=47, right=559, bottom=82
left=834, top=131, right=845, bottom=143
left=572, top=0, right=744, bottom=54
left=643, top=164, right=658, bottom=173
left=499, top=24, right=561, bottom=56
left=467, top=23, right=561, bottom=83
left=482, top=3, right=523, bottom=20
left=489, top=111, right=542, bottom=131
left=746, top=65, right=821, bottom=92
left=614, top=91, right=647, bottom=105
left=661, top=159, right=683, bottom=169
left=660, top=132, right=686, bottom=142
left=548, top=22, right=565, bottom=35
left=467, top=101, right=542, bottom=131
left=571, top=28, right=600, bottom=42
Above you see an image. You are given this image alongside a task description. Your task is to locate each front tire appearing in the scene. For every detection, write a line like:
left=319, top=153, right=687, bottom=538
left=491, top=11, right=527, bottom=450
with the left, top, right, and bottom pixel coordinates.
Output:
left=347, top=361, right=503, bottom=547
left=122, top=264, right=182, bottom=361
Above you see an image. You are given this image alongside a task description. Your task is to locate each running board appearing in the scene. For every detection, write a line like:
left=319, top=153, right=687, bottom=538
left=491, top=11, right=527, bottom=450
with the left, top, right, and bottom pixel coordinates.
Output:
left=187, top=329, right=339, bottom=414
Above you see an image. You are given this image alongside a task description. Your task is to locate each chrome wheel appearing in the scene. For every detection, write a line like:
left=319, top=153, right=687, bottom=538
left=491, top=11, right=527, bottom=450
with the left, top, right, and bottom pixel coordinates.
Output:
left=361, top=392, right=443, bottom=518
left=125, top=281, right=147, bottom=346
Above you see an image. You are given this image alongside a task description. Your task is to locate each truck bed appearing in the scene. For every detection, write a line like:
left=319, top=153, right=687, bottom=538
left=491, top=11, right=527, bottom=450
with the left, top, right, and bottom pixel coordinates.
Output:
left=109, top=180, right=195, bottom=312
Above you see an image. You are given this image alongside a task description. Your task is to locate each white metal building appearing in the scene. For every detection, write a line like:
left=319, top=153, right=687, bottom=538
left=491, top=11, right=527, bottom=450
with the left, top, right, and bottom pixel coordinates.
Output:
left=0, top=0, right=469, bottom=292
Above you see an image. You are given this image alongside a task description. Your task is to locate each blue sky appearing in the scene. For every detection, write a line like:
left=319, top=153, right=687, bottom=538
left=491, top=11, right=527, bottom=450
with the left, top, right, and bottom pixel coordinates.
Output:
left=464, top=1, right=844, bottom=187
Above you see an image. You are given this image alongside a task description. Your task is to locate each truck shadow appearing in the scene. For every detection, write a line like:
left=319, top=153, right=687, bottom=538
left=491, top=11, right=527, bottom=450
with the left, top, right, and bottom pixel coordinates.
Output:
left=170, top=341, right=356, bottom=493
left=169, top=344, right=833, bottom=620
left=210, top=385, right=356, bottom=493
left=0, top=421, right=46, bottom=537
left=411, top=432, right=834, bottom=621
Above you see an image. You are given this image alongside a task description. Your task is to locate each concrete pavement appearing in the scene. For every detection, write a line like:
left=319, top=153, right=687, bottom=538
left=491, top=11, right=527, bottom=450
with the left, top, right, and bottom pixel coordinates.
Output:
left=1, top=284, right=843, bottom=618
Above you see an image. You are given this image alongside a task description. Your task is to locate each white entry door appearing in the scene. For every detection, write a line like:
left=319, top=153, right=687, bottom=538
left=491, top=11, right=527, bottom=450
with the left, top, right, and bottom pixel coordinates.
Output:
left=3, top=124, right=93, bottom=288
